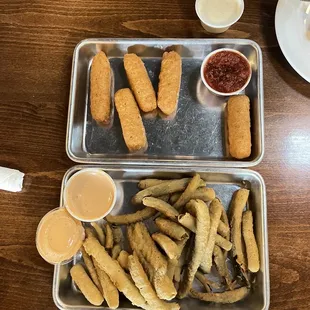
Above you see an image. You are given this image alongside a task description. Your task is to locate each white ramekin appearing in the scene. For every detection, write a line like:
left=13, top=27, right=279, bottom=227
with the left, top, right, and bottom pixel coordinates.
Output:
left=200, top=48, right=252, bottom=96
left=195, top=0, right=244, bottom=34
left=64, top=168, right=117, bottom=222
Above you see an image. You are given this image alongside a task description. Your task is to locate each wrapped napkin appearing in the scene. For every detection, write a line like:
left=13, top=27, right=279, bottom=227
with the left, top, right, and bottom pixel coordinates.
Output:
left=0, top=166, right=24, bottom=192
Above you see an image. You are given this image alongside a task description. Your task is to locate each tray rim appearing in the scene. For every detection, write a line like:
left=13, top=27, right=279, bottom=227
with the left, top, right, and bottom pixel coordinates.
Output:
left=65, top=38, right=264, bottom=168
left=53, top=164, right=270, bottom=310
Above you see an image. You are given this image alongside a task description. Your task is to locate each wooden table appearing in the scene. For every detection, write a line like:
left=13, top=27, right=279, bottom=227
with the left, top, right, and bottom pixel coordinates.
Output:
left=0, top=0, right=309, bottom=309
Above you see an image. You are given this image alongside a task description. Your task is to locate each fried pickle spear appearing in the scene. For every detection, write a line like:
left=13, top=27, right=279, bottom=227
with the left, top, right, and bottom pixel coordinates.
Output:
left=158, top=51, right=182, bottom=115
left=138, top=178, right=206, bottom=190
left=178, top=199, right=209, bottom=298
left=93, top=259, right=119, bottom=309
left=124, top=54, right=157, bottom=113
left=195, top=271, right=222, bottom=292
left=200, top=198, right=223, bottom=274
left=106, top=208, right=157, bottom=225
left=143, top=197, right=179, bottom=221
left=85, top=227, right=97, bottom=239
left=70, top=264, right=104, bottom=306
left=133, top=222, right=168, bottom=275
left=167, top=259, right=178, bottom=280
left=117, top=250, right=129, bottom=270
left=230, top=189, right=250, bottom=271
left=112, top=225, right=123, bottom=244
left=129, top=224, right=176, bottom=300
left=190, top=287, right=249, bottom=303
left=242, top=210, right=260, bottom=273
left=111, top=244, right=122, bottom=259
left=170, top=187, right=216, bottom=205
left=105, top=223, right=114, bottom=249
left=215, top=234, right=232, bottom=251
left=213, top=245, right=232, bottom=288
left=173, top=174, right=202, bottom=210
left=128, top=252, right=180, bottom=310
left=155, top=218, right=189, bottom=240
left=90, top=51, right=111, bottom=125
left=177, top=212, right=231, bottom=251
left=81, top=246, right=101, bottom=291
left=152, top=233, right=179, bottom=260
left=132, top=178, right=207, bottom=205
left=91, top=222, right=105, bottom=245
left=83, top=237, right=148, bottom=309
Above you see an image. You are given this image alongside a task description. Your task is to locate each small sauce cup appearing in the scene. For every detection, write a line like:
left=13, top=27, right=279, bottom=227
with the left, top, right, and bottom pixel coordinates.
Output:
left=195, top=0, right=244, bottom=34
left=36, top=207, right=85, bottom=265
left=200, top=48, right=252, bottom=96
left=64, top=168, right=117, bottom=222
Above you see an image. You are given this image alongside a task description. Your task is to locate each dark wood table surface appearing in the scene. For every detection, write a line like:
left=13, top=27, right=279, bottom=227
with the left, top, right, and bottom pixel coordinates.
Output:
left=1, top=0, right=310, bottom=309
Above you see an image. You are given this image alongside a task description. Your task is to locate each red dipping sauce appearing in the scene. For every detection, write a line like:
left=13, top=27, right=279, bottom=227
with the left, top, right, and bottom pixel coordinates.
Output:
left=204, top=51, right=251, bottom=93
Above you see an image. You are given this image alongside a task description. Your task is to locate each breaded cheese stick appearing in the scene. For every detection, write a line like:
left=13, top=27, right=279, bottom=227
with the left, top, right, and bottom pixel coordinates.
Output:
left=90, top=51, right=111, bottom=125
left=158, top=51, right=182, bottom=115
left=115, top=88, right=148, bottom=152
left=227, top=95, right=251, bottom=159
left=70, top=264, right=104, bottom=306
left=124, top=54, right=157, bottom=112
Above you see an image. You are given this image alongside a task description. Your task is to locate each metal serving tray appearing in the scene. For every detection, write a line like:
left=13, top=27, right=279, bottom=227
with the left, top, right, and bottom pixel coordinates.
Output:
left=53, top=165, right=269, bottom=310
left=66, top=39, right=264, bottom=167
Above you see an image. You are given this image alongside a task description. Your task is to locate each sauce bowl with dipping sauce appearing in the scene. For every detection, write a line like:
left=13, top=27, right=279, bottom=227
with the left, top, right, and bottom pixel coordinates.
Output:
left=200, top=48, right=252, bottom=96
left=195, top=0, right=244, bottom=34
left=64, top=168, right=117, bottom=222
left=36, top=207, right=85, bottom=264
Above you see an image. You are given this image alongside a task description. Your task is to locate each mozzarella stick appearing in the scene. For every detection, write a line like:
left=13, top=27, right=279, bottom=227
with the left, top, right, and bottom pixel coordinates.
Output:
left=227, top=95, right=251, bottom=159
left=158, top=51, right=182, bottom=115
left=242, top=210, right=260, bottom=272
left=115, top=88, right=148, bottom=153
left=83, top=237, right=148, bottom=309
left=124, top=54, right=156, bottom=112
left=70, top=264, right=104, bottom=306
left=90, top=51, right=111, bottom=125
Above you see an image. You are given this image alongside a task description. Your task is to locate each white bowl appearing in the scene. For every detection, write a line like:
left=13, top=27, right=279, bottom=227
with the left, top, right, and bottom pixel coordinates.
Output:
left=200, top=48, right=252, bottom=96
left=64, top=168, right=117, bottom=222
left=195, top=0, right=244, bottom=34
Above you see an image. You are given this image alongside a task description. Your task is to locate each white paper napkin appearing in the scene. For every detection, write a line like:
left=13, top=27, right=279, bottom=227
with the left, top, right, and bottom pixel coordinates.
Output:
left=0, top=166, right=24, bottom=192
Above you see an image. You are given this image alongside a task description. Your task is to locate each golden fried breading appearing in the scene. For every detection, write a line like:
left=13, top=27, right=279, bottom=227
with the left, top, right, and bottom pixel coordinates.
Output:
left=157, top=51, right=182, bottom=115
left=90, top=51, right=111, bottom=125
left=114, top=88, right=148, bottom=152
left=227, top=95, right=251, bottom=159
left=124, top=54, right=157, bottom=112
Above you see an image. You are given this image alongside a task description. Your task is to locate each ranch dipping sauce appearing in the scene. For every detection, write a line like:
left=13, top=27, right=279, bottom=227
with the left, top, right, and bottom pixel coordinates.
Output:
left=36, top=208, right=84, bottom=264
left=195, top=0, right=244, bottom=33
left=64, top=169, right=116, bottom=222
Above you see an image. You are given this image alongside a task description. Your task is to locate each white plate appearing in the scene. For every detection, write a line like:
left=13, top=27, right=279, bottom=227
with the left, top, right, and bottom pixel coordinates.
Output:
left=275, top=0, right=310, bottom=82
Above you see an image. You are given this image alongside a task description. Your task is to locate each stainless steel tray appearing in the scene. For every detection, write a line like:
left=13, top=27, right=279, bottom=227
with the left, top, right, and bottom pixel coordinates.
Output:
left=53, top=165, right=269, bottom=310
left=66, top=39, right=264, bottom=167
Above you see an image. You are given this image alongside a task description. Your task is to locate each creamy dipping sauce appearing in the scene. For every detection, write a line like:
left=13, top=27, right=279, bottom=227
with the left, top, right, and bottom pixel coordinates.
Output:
left=197, top=0, right=241, bottom=26
left=36, top=208, right=84, bottom=264
left=64, top=169, right=116, bottom=221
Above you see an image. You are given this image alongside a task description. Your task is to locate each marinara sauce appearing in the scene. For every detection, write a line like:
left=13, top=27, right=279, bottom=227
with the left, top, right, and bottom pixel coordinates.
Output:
left=204, top=51, right=251, bottom=93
